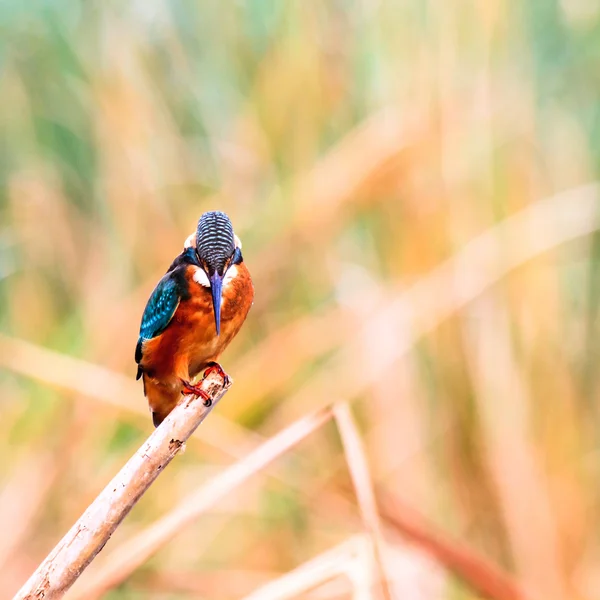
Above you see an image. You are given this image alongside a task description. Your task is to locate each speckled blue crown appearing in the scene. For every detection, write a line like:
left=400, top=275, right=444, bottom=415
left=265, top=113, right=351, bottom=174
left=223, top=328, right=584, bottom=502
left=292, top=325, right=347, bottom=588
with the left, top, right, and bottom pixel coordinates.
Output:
left=196, top=211, right=235, bottom=275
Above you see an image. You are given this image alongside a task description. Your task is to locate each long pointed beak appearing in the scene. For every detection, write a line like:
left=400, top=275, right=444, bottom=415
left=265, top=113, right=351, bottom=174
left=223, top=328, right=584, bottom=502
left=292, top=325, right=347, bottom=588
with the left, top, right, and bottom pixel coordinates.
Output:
left=209, top=272, right=223, bottom=336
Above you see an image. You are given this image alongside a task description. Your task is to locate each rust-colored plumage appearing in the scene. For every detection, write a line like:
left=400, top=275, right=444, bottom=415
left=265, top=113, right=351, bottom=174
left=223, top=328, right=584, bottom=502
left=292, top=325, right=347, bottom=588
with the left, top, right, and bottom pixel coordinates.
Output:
left=136, top=212, right=253, bottom=426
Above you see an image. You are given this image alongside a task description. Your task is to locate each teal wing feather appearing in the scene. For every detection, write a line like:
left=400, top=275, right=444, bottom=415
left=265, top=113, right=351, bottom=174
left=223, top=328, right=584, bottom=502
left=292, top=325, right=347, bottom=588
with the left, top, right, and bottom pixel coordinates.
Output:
left=135, top=276, right=181, bottom=377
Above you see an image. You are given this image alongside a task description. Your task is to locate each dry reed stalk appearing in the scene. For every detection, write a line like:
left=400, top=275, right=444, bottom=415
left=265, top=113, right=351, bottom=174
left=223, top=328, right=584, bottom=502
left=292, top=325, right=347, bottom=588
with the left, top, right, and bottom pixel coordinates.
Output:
left=333, top=403, right=392, bottom=600
left=367, top=358, right=434, bottom=512
left=0, top=334, right=256, bottom=457
left=3, top=344, right=534, bottom=599
left=1, top=417, right=91, bottom=595
left=13, top=371, right=230, bottom=600
left=0, top=453, right=59, bottom=571
left=463, top=298, right=569, bottom=600
left=9, top=184, right=596, bottom=598
left=268, top=183, right=600, bottom=425
left=140, top=569, right=284, bottom=598
left=379, top=494, right=531, bottom=600
left=252, top=110, right=423, bottom=298
left=67, top=406, right=333, bottom=600
left=223, top=306, right=348, bottom=419
left=290, top=110, right=416, bottom=227
left=68, top=400, right=531, bottom=600
left=241, top=535, right=373, bottom=600
left=0, top=302, right=347, bottom=452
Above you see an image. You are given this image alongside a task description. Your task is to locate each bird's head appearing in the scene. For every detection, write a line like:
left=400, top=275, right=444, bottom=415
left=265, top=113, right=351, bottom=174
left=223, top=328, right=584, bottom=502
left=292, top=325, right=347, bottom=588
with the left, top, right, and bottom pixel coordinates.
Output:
left=189, top=211, right=242, bottom=335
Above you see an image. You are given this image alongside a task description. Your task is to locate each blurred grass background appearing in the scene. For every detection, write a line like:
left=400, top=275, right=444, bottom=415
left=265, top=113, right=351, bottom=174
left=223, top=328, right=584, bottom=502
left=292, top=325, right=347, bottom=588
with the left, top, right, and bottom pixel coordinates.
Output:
left=1, top=1, right=600, bottom=598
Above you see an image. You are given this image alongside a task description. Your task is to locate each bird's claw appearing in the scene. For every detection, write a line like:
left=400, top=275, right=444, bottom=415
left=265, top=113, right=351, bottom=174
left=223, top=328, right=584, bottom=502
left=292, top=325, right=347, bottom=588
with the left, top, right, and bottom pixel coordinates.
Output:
left=180, top=380, right=212, bottom=407
left=203, top=362, right=230, bottom=386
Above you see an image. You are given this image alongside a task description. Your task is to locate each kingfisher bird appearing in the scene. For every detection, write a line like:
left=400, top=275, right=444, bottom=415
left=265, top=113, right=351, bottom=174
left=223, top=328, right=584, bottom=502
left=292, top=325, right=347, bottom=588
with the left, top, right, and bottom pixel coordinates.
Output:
left=135, top=211, right=254, bottom=427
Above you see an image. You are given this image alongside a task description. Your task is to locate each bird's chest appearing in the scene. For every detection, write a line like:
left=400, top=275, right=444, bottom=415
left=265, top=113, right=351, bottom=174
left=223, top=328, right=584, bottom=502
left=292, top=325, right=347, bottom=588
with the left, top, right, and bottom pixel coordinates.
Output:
left=181, top=275, right=251, bottom=367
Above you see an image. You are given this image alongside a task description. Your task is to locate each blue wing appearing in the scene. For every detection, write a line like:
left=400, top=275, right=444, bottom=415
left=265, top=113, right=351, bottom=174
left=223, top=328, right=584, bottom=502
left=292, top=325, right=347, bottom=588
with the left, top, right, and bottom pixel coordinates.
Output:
left=135, top=276, right=181, bottom=373
left=139, top=276, right=180, bottom=340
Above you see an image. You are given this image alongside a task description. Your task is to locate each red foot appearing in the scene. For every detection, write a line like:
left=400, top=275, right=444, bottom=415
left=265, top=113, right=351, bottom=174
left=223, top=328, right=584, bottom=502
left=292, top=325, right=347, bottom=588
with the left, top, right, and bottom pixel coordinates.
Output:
left=180, top=380, right=212, bottom=407
left=203, top=362, right=230, bottom=386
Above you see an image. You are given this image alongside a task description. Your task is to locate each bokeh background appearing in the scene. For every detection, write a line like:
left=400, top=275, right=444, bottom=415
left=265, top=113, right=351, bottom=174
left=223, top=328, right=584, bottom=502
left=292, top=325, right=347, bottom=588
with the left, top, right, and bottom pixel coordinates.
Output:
left=1, top=1, right=600, bottom=599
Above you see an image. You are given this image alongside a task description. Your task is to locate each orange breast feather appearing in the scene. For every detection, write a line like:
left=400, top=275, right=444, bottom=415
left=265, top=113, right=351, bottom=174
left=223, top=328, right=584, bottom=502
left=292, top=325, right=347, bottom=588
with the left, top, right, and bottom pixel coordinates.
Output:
left=141, top=263, right=253, bottom=384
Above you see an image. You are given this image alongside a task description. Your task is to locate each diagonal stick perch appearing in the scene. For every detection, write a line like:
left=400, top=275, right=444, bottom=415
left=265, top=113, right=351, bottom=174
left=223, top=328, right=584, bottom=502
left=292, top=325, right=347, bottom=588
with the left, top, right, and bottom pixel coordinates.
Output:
left=68, top=406, right=333, bottom=600
left=13, top=371, right=231, bottom=600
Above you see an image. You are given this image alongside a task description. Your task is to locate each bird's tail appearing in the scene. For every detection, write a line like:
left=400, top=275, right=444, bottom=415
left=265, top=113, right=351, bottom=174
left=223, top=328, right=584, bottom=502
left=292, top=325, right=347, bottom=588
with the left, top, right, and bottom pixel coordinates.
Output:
left=143, top=377, right=180, bottom=428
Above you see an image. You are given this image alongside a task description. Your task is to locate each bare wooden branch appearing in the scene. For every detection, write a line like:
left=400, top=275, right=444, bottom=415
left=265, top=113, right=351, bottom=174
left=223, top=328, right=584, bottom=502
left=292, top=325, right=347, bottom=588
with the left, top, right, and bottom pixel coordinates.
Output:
left=13, top=371, right=231, bottom=600
left=67, top=406, right=333, bottom=600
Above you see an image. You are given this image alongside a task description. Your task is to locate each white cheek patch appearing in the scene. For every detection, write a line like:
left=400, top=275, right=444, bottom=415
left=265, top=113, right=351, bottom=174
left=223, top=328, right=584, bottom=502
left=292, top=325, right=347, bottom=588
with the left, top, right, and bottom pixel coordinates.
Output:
left=184, top=232, right=196, bottom=248
left=234, top=234, right=242, bottom=249
left=223, top=265, right=238, bottom=289
left=193, top=265, right=238, bottom=291
left=192, top=267, right=211, bottom=288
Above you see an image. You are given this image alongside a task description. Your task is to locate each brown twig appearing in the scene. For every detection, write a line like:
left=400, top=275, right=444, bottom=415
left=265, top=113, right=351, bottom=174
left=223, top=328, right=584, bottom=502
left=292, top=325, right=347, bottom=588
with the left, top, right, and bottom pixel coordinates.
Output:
left=13, top=371, right=231, bottom=600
